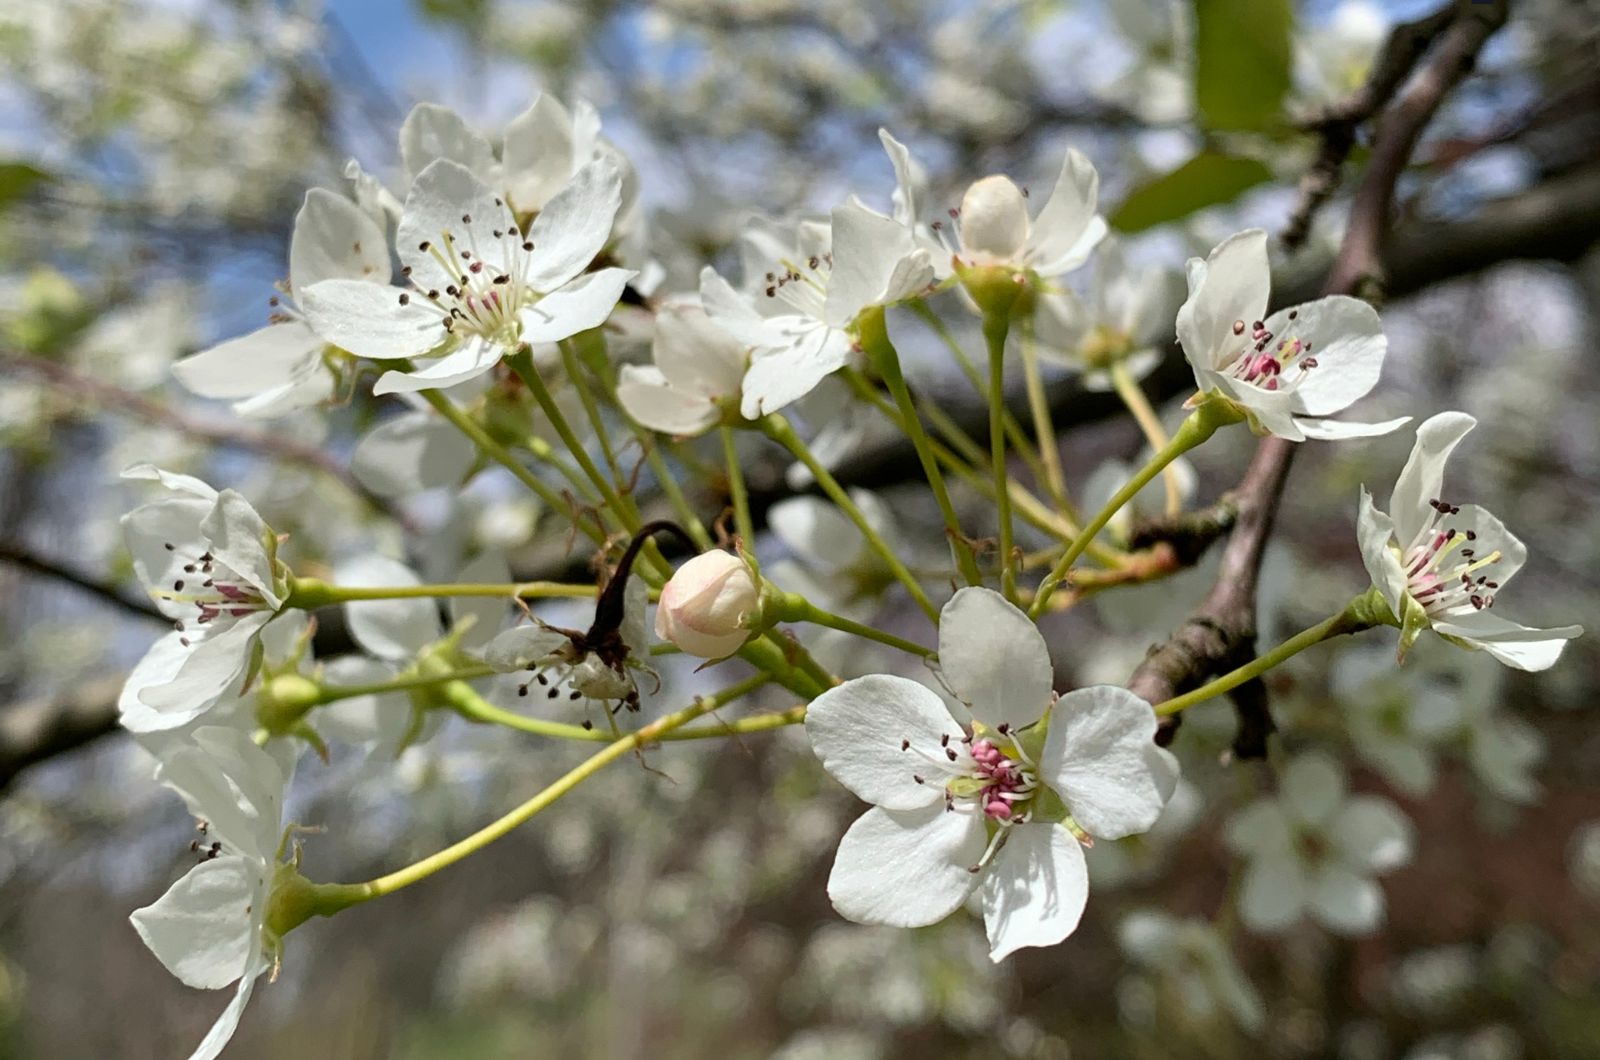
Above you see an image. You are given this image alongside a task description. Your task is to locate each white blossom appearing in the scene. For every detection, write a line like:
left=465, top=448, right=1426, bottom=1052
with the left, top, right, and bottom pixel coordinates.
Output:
left=130, top=727, right=295, bottom=1060
left=654, top=550, right=760, bottom=659
left=806, top=587, right=1177, bottom=961
left=1224, top=752, right=1412, bottom=936
left=299, top=157, right=632, bottom=395
left=1118, top=911, right=1264, bottom=1033
left=172, top=188, right=388, bottom=417
left=1357, top=411, right=1583, bottom=670
left=1029, top=239, right=1181, bottom=390
left=616, top=296, right=747, bottom=436
left=120, top=466, right=288, bottom=732
left=1177, top=229, right=1409, bottom=440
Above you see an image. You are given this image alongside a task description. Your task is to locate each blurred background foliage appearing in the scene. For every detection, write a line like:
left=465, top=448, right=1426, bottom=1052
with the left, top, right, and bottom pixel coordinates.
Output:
left=3, top=0, right=1600, bottom=1057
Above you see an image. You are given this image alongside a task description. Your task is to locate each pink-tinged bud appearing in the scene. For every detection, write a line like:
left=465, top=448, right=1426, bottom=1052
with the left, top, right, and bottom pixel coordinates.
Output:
left=653, top=550, right=760, bottom=659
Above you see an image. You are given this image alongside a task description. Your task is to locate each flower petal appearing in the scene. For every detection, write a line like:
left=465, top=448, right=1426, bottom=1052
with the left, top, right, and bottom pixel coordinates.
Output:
left=701, top=266, right=783, bottom=349
left=399, top=102, right=496, bottom=185
left=1356, top=486, right=1409, bottom=620
left=289, top=188, right=389, bottom=293
left=130, top=856, right=260, bottom=990
left=938, top=587, right=1053, bottom=733
left=1281, top=752, right=1346, bottom=826
left=518, top=267, right=633, bottom=344
left=396, top=158, right=514, bottom=291
left=372, top=337, right=505, bottom=396
left=1433, top=610, right=1583, bottom=671
left=298, top=278, right=443, bottom=360
left=805, top=673, right=961, bottom=811
left=1328, top=795, right=1413, bottom=873
left=1295, top=415, right=1411, bottom=440
left=188, top=962, right=264, bottom=1060
left=767, top=495, right=863, bottom=571
left=826, top=804, right=986, bottom=927
left=1266, top=296, right=1386, bottom=416
left=616, top=365, right=720, bottom=436
left=1305, top=864, right=1384, bottom=935
left=1390, top=411, right=1476, bottom=549
left=652, top=297, right=748, bottom=397
left=119, top=631, right=196, bottom=732
left=1223, top=798, right=1294, bottom=858
left=981, top=822, right=1089, bottom=961
left=337, top=555, right=442, bottom=661
left=501, top=92, right=576, bottom=210
left=1175, top=229, right=1270, bottom=373
left=483, top=625, right=569, bottom=672
left=172, top=322, right=322, bottom=402
left=201, top=491, right=280, bottom=606
left=1041, top=685, right=1175, bottom=839
left=1237, top=856, right=1308, bottom=933
left=738, top=322, right=853, bottom=418
left=351, top=410, right=477, bottom=497
left=1026, top=148, right=1106, bottom=275
left=823, top=201, right=932, bottom=327
left=524, top=158, right=623, bottom=291
left=138, top=614, right=270, bottom=720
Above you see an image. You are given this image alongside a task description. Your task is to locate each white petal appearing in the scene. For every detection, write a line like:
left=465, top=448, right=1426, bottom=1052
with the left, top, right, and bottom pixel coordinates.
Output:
left=123, top=495, right=214, bottom=619
left=826, top=804, right=986, bottom=927
left=1295, top=415, right=1411, bottom=440
left=768, top=495, right=862, bottom=571
left=396, top=159, right=514, bottom=291
left=1328, top=795, right=1413, bottom=873
left=1281, top=752, right=1346, bottom=826
left=805, top=674, right=962, bottom=811
left=738, top=323, right=853, bottom=419
left=1265, top=296, right=1386, bottom=416
left=153, top=725, right=286, bottom=863
left=119, top=632, right=196, bottom=732
left=231, top=362, right=334, bottom=419
left=172, top=322, right=322, bottom=401
left=399, top=102, right=496, bottom=184
left=315, top=655, right=413, bottom=751
left=1390, top=411, right=1476, bottom=548
left=1041, top=685, right=1174, bottom=839
left=518, top=267, right=633, bottom=344
left=502, top=92, right=576, bottom=210
left=1026, top=148, right=1106, bottom=275
left=1237, top=856, right=1308, bottom=933
left=130, top=856, right=259, bottom=989
left=1030, top=289, right=1091, bottom=369
left=1356, top=487, right=1409, bottom=620
left=1434, top=611, right=1583, bottom=671
left=337, top=555, right=441, bottom=661
left=616, top=365, right=720, bottom=436
left=139, top=614, right=271, bottom=719
left=483, top=624, right=569, bottom=672
left=298, top=278, right=443, bottom=360
left=351, top=410, right=477, bottom=497
left=122, top=465, right=218, bottom=499
left=619, top=574, right=651, bottom=658
left=652, top=297, right=748, bottom=397
left=524, top=158, right=623, bottom=291
left=877, top=127, right=922, bottom=227
left=981, top=822, right=1089, bottom=961
left=701, top=266, right=783, bottom=349
left=450, top=550, right=512, bottom=650
left=187, top=963, right=263, bottom=1060
left=823, top=201, right=931, bottom=327
left=938, top=587, right=1053, bottom=733
left=1223, top=799, right=1294, bottom=858
left=201, top=491, right=280, bottom=606
left=1438, top=503, right=1527, bottom=591
left=372, top=337, right=505, bottom=395
left=1305, top=864, right=1384, bottom=935
left=289, top=187, right=390, bottom=293
left=1175, top=230, right=1270, bottom=373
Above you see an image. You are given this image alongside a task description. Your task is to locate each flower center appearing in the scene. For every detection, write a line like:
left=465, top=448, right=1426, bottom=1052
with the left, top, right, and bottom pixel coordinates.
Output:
left=402, top=205, right=541, bottom=345
left=1398, top=498, right=1503, bottom=618
left=1222, top=312, right=1318, bottom=393
left=156, top=543, right=273, bottom=645
left=899, top=726, right=1039, bottom=822
left=760, top=253, right=833, bottom=318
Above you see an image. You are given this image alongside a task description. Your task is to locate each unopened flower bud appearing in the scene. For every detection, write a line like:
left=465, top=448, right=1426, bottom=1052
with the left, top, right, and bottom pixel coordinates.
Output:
left=959, top=175, right=1029, bottom=261
left=654, top=550, right=759, bottom=659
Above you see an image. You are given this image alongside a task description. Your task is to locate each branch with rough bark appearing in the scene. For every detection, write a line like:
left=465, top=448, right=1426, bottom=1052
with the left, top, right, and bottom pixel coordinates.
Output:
left=1130, top=0, right=1513, bottom=751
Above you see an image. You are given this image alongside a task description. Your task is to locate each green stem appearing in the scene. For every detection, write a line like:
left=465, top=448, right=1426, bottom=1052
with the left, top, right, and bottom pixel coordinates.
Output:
left=859, top=308, right=982, bottom=586
left=721, top=424, right=756, bottom=550
left=1030, top=400, right=1239, bottom=618
left=1109, top=359, right=1182, bottom=516
left=759, top=413, right=938, bottom=623
left=315, top=665, right=497, bottom=703
left=1018, top=316, right=1071, bottom=511
left=286, top=577, right=602, bottom=609
left=419, top=389, right=606, bottom=547
left=983, top=307, right=1017, bottom=602
left=645, top=442, right=714, bottom=551
left=337, top=673, right=772, bottom=900
left=775, top=591, right=935, bottom=659
left=1153, top=597, right=1381, bottom=717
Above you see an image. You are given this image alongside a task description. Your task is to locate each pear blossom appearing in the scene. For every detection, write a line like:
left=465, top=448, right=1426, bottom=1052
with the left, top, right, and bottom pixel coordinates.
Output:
left=1294, top=1, right=1389, bottom=108
left=1118, top=911, right=1264, bottom=1033
left=1357, top=411, right=1583, bottom=670
left=130, top=726, right=295, bottom=1060
left=1224, top=752, right=1413, bottom=936
left=171, top=187, right=389, bottom=416
left=1177, top=229, right=1409, bottom=440
left=298, top=157, right=633, bottom=395
left=120, top=466, right=289, bottom=732
left=768, top=487, right=904, bottom=609
left=943, top=152, right=1106, bottom=278
left=616, top=296, right=747, bottom=436
left=483, top=576, right=653, bottom=714
left=1030, top=239, right=1180, bottom=390
left=805, top=587, right=1178, bottom=961
left=702, top=203, right=933, bottom=418
left=654, top=550, right=760, bottom=659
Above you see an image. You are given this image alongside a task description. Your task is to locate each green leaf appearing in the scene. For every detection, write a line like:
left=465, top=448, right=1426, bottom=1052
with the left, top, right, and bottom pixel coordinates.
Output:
left=1191, top=0, right=1294, bottom=132
left=0, top=162, right=52, bottom=211
left=1110, top=152, right=1274, bottom=233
